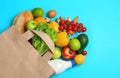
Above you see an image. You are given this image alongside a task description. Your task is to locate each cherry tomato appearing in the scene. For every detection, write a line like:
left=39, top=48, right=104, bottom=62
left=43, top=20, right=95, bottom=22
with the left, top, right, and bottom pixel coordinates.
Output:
left=82, top=27, right=87, bottom=32
left=70, top=21, right=75, bottom=26
left=73, top=26, right=77, bottom=32
left=77, top=28, right=81, bottom=32
left=82, top=50, right=87, bottom=56
left=60, top=20, right=65, bottom=25
left=59, top=26, right=64, bottom=30
left=67, top=26, right=72, bottom=31
left=79, top=23, right=83, bottom=27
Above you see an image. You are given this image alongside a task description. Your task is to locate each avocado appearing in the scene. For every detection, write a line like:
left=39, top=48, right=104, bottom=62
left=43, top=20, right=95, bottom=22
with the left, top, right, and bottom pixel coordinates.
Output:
left=77, top=34, right=89, bottom=54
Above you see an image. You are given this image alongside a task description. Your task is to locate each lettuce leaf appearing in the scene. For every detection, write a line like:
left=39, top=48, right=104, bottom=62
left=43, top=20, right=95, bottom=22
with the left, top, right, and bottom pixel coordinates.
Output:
left=32, top=22, right=57, bottom=55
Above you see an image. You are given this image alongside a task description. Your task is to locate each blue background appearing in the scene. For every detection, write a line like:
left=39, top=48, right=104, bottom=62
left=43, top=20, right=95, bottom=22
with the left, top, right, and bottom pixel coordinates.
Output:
left=0, top=0, right=120, bottom=78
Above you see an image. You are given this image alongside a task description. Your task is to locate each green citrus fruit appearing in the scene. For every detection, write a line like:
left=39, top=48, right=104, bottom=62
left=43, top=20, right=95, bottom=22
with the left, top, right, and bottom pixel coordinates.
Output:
left=32, top=8, right=44, bottom=17
left=69, top=38, right=81, bottom=51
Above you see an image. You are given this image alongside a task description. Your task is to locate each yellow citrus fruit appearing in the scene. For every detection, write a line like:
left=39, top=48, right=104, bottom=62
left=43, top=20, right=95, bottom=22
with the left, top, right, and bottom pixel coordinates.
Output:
left=74, top=54, right=85, bottom=65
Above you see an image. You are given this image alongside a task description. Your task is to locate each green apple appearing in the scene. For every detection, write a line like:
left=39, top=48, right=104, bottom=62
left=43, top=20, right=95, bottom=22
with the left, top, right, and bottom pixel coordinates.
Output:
left=52, top=47, right=61, bottom=59
left=26, top=20, right=37, bottom=30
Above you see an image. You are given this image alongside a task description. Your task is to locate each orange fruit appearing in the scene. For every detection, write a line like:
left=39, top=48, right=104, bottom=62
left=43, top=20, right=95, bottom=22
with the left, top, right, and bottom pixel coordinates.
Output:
left=74, top=54, right=85, bottom=65
left=35, top=17, right=46, bottom=24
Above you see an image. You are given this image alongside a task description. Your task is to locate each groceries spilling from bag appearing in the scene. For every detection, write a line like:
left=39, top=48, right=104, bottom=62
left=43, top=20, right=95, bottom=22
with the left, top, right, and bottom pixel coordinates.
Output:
left=12, top=7, right=89, bottom=75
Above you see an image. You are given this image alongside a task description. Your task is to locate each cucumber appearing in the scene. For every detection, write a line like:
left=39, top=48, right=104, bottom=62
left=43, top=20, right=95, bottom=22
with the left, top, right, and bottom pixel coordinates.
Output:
left=77, top=34, right=89, bottom=54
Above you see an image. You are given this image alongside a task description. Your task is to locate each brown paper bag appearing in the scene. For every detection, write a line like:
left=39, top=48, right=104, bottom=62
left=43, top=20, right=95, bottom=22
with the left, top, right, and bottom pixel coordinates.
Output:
left=0, top=26, right=55, bottom=78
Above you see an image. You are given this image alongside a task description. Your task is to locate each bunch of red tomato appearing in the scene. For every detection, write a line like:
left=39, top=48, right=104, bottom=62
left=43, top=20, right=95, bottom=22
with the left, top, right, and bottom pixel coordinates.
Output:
left=59, top=18, right=86, bottom=35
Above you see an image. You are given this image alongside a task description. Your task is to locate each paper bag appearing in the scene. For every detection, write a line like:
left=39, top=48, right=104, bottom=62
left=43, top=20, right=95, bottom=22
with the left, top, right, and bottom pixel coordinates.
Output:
left=0, top=26, right=55, bottom=78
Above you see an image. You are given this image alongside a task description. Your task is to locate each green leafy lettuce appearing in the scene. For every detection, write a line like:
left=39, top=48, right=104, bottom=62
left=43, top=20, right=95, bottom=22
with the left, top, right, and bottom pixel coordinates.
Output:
left=32, top=22, right=57, bottom=55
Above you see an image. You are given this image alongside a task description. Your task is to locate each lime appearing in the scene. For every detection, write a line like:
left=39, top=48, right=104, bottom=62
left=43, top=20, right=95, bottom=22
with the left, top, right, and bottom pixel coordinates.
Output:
left=32, top=8, right=44, bottom=17
left=69, top=38, right=81, bottom=51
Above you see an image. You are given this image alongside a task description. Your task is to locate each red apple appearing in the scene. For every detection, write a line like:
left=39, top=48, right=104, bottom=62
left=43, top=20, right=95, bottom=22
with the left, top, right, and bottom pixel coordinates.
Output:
left=62, top=46, right=76, bottom=60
